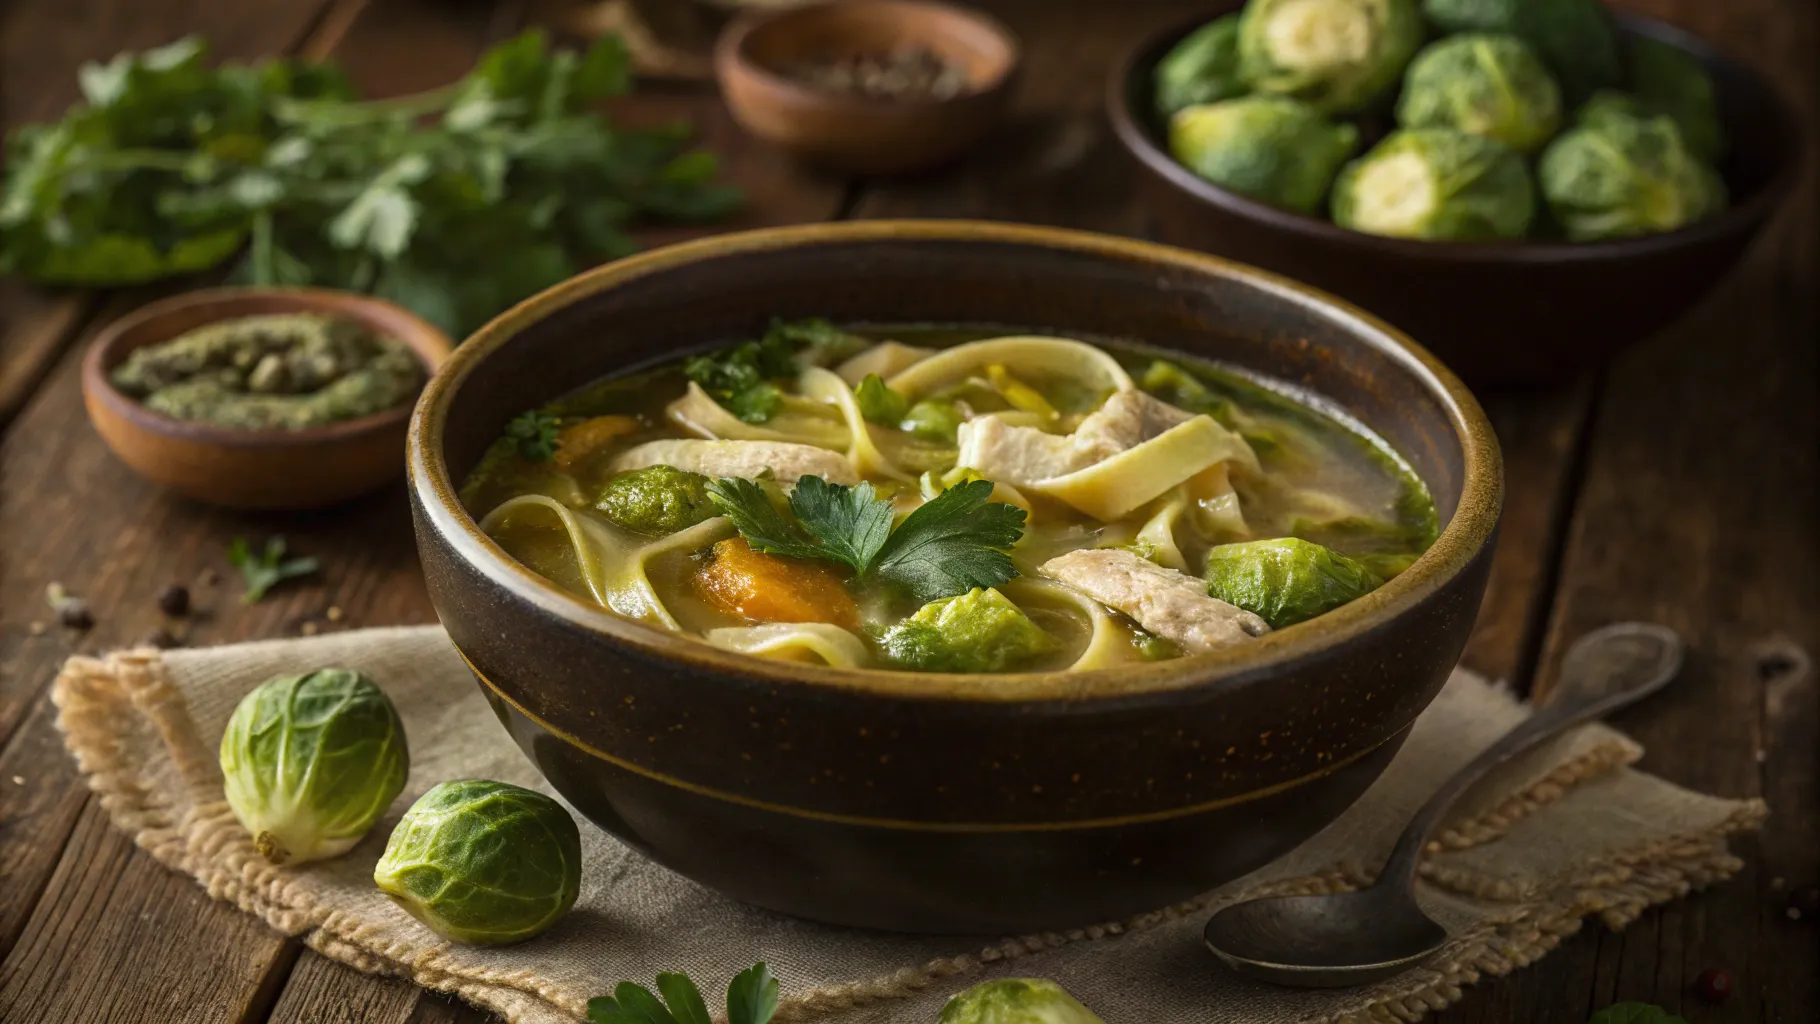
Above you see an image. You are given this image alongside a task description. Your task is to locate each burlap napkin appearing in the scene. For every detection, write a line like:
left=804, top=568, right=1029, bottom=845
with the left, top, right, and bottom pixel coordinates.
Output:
left=53, top=626, right=1762, bottom=1024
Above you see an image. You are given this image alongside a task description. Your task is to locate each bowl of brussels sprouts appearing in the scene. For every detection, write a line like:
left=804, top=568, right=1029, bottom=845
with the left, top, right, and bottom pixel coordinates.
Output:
left=1109, top=0, right=1802, bottom=383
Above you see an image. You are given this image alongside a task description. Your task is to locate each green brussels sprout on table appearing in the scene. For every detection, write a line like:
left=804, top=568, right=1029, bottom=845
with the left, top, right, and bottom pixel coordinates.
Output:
left=1155, top=14, right=1246, bottom=116
left=1421, top=0, right=1621, bottom=102
left=595, top=464, right=717, bottom=535
left=374, top=779, right=582, bottom=946
left=939, top=978, right=1106, bottom=1024
left=220, top=667, right=408, bottom=866
left=1238, top=0, right=1424, bottom=114
left=1397, top=34, right=1563, bottom=154
left=1538, top=102, right=1725, bottom=241
left=1624, top=36, right=1726, bottom=162
left=1169, top=96, right=1360, bottom=213
left=1331, top=128, right=1536, bottom=239
left=1204, top=537, right=1383, bottom=629
left=878, top=587, right=1057, bottom=673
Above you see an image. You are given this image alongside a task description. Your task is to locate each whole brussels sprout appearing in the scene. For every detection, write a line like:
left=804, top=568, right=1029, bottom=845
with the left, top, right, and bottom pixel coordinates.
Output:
left=595, top=464, right=716, bottom=535
left=220, top=668, right=408, bottom=866
left=940, top=978, right=1105, bottom=1024
left=1331, top=128, right=1536, bottom=239
left=1422, top=0, right=1620, bottom=102
left=1169, top=96, right=1359, bottom=214
left=1204, top=537, right=1383, bottom=629
left=374, top=779, right=581, bottom=946
left=1238, top=0, right=1423, bottom=114
left=1155, top=15, right=1246, bottom=117
left=878, top=587, right=1056, bottom=673
left=1396, top=34, right=1563, bottom=154
left=1625, top=37, right=1725, bottom=162
left=1538, top=105, right=1726, bottom=241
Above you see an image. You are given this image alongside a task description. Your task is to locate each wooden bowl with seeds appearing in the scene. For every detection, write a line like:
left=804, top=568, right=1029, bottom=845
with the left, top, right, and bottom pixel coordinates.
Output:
left=715, top=0, right=1020, bottom=175
left=82, top=287, right=453, bottom=510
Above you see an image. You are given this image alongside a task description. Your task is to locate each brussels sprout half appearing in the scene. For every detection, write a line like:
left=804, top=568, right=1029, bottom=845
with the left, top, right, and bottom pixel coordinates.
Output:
left=374, top=779, right=582, bottom=946
left=940, top=978, right=1106, bottom=1024
left=878, top=587, right=1057, bottom=673
left=1168, top=96, right=1360, bottom=214
left=1204, top=537, right=1383, bottom=629
left=1539, top=103, right=1726, bottom=241
left=220, top=667, right=409, bottom=866
left=1238, top=0, right=1424, bottom=114
left=1396, top=34, right=1563, bottom=154
left=595, top=464, right=717, bottom=535
left=1331, top=128, right=1536, bottom=240
left=1422, top=0, right=1621, bottom=102
left=1155, top=15, right=1247, bottom=117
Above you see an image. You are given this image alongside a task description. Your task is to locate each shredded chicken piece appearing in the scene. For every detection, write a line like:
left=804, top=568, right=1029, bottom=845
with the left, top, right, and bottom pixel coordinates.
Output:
left=956, top=387, right=1200, bottom=487
left=1039, top=548, right=1269, bottom=653
left=609, top=440, right=859, bottom=484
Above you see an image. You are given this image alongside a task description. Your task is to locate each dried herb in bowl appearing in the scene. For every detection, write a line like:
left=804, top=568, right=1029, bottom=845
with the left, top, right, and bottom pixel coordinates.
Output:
left=111, top=313, right=423, bottom=429
left=784, top=46, right=969, bottom=101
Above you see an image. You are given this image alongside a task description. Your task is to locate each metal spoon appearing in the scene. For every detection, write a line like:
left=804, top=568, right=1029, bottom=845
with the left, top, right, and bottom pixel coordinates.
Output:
left=1203, top=622, right=1684, bottom=989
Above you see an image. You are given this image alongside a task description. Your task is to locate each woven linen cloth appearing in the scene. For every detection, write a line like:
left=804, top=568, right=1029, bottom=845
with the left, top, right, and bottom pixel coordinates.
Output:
left=52, top=626, right=1762, bottom=1024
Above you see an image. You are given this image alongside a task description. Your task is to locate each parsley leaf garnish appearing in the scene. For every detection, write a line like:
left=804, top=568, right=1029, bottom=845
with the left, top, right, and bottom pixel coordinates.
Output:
left=706, top=476, right=1024, bottom=602
left=504, top=410, right=561, bottom=461
left=682, top=318, right=873, bottom=424
left=587, top=963, right=777, bottom=1024
left=228, top=536, right=320, bottom=604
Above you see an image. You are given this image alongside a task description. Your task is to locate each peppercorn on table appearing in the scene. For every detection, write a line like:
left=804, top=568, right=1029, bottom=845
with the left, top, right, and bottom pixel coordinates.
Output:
left=0, top=1, right=1814, bottom=1022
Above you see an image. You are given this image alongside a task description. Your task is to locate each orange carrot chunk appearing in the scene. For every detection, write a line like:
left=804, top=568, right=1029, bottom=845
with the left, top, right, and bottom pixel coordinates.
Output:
left=552, top=415, right=640, bottom=469
left=694, top=538, right=860, bottom=630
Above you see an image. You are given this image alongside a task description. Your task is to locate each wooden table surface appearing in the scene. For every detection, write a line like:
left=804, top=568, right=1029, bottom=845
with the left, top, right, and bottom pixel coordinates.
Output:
left=0, top=1, right=1814, bottom=1021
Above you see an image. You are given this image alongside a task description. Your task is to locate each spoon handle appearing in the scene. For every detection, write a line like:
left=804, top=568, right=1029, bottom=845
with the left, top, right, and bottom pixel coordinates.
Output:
left=1379, top=622, right=1684, bottom=890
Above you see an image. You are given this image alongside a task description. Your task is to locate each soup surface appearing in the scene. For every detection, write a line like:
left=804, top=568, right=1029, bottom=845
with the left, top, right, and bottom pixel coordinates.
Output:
left=461, top=321, right=1436, bottom=674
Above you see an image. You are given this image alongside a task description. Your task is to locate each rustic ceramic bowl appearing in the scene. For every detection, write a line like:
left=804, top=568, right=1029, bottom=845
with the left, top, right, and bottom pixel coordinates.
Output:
left=408, top=221, right=1503, bottom=934
left=715, top=0, right=1019, bottom=175
left=1108, top=8, right=1803, bottom=385
left=83, top=287, right=452, bottom=510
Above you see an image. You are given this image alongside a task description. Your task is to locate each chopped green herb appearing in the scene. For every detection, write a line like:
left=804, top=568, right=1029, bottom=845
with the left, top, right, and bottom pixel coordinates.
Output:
left=228, top=536, right=320, bottom=604
left=707, top=476, right=1025, bottom=602
left=588, top=963, right=778, bottom=1024
left=854, top=373, right=909, bottom=425
left=504, top=410, right=561, bottom=461
left=0, top=31, right=740, bottom=338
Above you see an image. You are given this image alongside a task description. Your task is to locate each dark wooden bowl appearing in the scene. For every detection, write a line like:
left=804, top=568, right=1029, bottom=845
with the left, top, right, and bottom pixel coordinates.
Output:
left=1107, top=8, right=1803, bottom=385
left=715, top=0, right=1019, bottom=175
left=82, top=287, right=452, bottom=510
left=407, top=221, right=1503, bottom=933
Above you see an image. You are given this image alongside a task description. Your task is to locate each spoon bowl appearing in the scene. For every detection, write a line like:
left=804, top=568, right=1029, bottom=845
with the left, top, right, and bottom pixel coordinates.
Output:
left=1203, top=622, right=1684, bottom=988
left=1204, top=888, right=1448, bottom=988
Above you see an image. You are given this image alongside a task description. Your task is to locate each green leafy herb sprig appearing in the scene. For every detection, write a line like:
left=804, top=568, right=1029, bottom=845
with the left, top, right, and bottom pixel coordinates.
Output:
left=505, top=409, right=562, bottom=461
left=588, top=962, right=778, bottom=1024
left=228, top=536, right=320, bottom=603
left=707, top=476, right=1025, bottom=602
left=0, top=31, right=740, bottom=337
left=683, top=317, right=871, bottom=424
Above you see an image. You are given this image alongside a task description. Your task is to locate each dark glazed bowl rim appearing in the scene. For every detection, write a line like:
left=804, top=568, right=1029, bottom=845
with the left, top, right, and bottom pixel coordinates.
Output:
left=408, top=220, right=1502, bottom=703
left=1107, top=11, right=1804, bottom=263
left=716, top=0, right=1022, bottom=113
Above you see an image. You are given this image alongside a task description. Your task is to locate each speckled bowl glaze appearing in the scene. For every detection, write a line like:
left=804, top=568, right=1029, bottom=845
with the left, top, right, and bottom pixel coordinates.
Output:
left=407, top=221, right=1503, bottom=934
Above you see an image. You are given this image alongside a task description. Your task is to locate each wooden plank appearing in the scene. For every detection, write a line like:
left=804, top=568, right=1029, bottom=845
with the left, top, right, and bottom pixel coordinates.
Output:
left=1441, top=0, right=1819, bottom=1018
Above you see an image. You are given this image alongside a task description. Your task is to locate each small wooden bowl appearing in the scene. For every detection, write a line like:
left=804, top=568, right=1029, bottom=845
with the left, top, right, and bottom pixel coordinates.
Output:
left=715, top=0, right=1020, bottom=175
left=82, top=287, right=453, bottom=510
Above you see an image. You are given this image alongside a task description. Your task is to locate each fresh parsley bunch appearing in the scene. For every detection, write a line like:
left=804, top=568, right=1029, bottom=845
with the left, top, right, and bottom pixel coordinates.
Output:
left=0, top=32, right=740, bottom=337
left=588, top=962, right=778, bottom=1024
left=707, top=476, right=1026, bottom=602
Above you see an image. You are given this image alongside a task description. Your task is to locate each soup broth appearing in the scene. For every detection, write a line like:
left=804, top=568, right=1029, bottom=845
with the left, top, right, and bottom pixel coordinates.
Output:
left=461, top=322, right=1437, bottom=674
